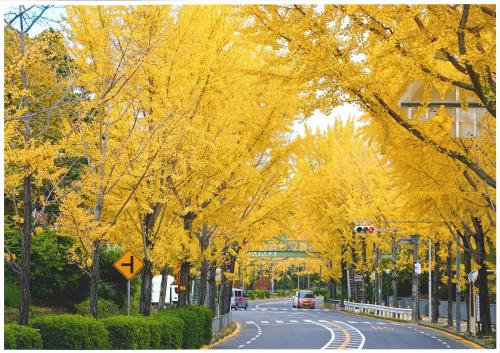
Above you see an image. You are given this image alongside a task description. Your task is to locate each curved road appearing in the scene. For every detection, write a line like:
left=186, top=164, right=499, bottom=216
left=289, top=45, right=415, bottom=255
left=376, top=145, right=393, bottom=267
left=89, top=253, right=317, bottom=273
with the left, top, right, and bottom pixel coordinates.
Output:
left=214, top=297, right=473, bottom=349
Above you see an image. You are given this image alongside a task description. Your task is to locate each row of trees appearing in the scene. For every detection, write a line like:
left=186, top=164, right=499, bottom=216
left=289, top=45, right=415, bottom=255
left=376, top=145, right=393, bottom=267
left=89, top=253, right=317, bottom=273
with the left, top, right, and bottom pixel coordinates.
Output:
left=4, top=4, right=495, bottom=335
left=246, top=4, right=495, bottom=334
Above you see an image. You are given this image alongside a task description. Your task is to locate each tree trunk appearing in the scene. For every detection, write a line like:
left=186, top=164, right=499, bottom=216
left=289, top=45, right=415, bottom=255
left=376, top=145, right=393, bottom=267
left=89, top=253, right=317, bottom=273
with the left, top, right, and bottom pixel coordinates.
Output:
left=19, top=174, right=32, bottom=325
left=139, top=203, right=162, bottom=315
left=468, top=215, right=492, bottom=335
left=219, top=264, right=228, bottom=314
left=199, top=260, right=209, bottom=306
left=219, top=256, right=236, bottom=315
left=177, top=261, right=190, bottom=306
left=198, top=224, right=210, bottom=306
left=90, top=239, right=101, bottom=318
left=139, top=259, right=153, bottom=315
left=447, top=240, right=453, bottom=327
left=477, top=263, right=491, bottom=335
left=463, top=246, right=471, bottom=333
left=431, top=242, right=441, bottom=323
left=208, top=265, right=217, bottom=316
left=158, top=266, right=169, bottom=309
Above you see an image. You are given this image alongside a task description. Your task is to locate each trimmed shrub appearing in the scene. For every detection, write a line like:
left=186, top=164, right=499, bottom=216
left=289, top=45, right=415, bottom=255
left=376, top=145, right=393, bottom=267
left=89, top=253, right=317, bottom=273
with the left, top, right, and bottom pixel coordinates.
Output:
left=246, top=290, right=255, bottom=300
left=30, top=314, right=111, bottom=349
left=75, top=298, right=120, bottom=318
left=4, top=281, right=20, bottom=308
left=154, top=314, right=184, bottom=349
left=101, top=316, right=151, bottom=349
left=313, top=288, right=329, bottom=298
left=156, top=305, right=214, bottom=349
left=4, top=324, right=42, bottom=349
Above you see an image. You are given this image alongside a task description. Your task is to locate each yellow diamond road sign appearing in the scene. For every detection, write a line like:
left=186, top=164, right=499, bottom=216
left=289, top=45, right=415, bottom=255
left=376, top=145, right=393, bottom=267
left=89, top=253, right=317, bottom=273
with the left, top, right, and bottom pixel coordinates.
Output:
left=113, top=250, right=144, bottom=281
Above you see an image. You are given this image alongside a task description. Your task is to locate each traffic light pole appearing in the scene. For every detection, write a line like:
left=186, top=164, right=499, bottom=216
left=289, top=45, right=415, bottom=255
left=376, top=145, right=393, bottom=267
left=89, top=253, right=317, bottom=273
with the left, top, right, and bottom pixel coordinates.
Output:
left=412, top=234, right=420, bottom=321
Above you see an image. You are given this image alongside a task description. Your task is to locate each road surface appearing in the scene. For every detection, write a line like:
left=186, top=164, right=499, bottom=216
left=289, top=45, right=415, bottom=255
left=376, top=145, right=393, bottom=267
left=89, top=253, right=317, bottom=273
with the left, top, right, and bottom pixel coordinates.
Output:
left=214, top=297, right=473, bottom=349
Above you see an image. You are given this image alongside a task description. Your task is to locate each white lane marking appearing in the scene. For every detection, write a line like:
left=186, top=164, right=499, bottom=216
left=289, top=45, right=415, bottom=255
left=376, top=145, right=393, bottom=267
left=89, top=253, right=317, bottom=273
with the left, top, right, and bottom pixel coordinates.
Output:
left=304, top=319, right=314, bottom=323
left=436, top=339, right=442, bottom=342
left=238, top=345, right=245, bottom=348
left=275, top=320, right=284, bottom=323
left=282, top=308, right=288, bottom=310
left=362, top=321, right=371, bottom=324
left=323, top=309, right=329, bottom=312
left=319, top=319, right=330, bottom=323
left=246, top=341, right=251, bottom=344
left=340, top=321, right=367, bottom=350
left=260, top=321, right=269, bottom=324
left=251, top=308, right=257, bottom=311
left=307, top=321, right=335, bottom=350
left=446, top=345, right=451, bottom=348
left=251, top=338, right=256, bottom=341
left=441, top=341, right=447, bottom=344
left=419, top=331, right=425, bottom=333
left=348, top=321, right=358, bottom=324
left=290, top=320, right=299, bottom=323
left=246, top=321, right=255, bottom=324
left=431, top=336, right=436, bottom=339
left=261, top=309, right=267, bottom=311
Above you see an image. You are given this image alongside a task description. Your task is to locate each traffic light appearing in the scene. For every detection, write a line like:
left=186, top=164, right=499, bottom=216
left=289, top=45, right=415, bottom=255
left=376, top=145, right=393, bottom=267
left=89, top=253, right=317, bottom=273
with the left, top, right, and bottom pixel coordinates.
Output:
left=353, top=225, right=375, bottom=234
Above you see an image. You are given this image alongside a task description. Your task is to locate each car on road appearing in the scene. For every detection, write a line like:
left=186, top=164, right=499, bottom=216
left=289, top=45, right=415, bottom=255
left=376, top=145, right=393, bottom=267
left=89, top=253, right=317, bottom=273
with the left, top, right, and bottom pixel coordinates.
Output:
left=293, top=290, right=315, bottom=309
left=231, top=288, right=249, bottom=310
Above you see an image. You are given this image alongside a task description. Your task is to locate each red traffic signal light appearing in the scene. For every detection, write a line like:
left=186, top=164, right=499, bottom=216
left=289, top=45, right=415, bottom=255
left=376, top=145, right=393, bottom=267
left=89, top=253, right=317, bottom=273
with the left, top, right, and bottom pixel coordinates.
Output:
left=354, top=225, right=376, bottom=234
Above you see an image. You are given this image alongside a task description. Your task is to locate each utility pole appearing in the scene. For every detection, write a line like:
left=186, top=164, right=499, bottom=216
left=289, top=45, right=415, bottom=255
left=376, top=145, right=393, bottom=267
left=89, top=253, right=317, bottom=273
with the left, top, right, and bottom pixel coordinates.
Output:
left=391, top=231, right=398, bottom=307
left=428, top=238, right=432, bottom=322
left=377, top=246, right=382, bottom=305
left=455, top=232, right=461, bottom=333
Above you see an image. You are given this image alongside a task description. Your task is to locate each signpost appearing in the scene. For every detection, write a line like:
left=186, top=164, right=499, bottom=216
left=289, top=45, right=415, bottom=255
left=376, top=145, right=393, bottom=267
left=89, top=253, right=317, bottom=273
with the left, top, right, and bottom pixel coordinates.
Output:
left=114, top=250, right=144, bottom=315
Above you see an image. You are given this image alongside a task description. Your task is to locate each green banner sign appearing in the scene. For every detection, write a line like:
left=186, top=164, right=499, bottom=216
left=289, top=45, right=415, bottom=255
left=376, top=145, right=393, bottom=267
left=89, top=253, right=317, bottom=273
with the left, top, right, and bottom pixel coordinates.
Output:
left=247, top=251, right=318, bottom=258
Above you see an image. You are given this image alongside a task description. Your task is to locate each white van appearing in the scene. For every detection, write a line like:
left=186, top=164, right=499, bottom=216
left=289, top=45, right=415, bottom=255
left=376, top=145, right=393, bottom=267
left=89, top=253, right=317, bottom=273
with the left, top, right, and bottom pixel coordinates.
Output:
left=231, top=288, right=249, bottom=310
left=151, top=275, right=178, bottom=305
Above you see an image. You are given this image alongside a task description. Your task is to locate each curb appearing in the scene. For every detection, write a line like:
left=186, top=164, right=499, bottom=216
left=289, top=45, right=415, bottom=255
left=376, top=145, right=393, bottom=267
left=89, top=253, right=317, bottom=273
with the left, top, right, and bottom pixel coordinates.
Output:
left=417, top=322, right=486, bottom=349
left=202, top=321, right=241, bottom=349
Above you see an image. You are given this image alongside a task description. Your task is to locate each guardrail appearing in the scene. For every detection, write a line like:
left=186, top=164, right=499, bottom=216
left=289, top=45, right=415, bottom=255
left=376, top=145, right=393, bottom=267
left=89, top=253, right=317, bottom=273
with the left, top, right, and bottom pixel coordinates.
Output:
left=212, top=311, right=233, bottom=334
left=325, top=298, right=342, bottom=310
left=344, top=301, right=412, bottom=321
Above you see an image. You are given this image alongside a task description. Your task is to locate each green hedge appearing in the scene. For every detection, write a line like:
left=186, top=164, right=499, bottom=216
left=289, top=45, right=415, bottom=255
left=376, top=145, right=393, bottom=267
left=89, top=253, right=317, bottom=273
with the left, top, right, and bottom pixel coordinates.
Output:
left=30, top=314, right=111, bottom=349
left=246, top=290, right=255, bottom=299
left=4, top=324, right=42, bottom=349
left=313, top=288, right=329, bottom=299
left=156, top=305, right=213, bottom=348
left=75, top=298, right=120, bottom=318
left=101, top=316, right=152, bottom=349
left=254, top=290, right=270, bottom=299
left=154, top=314, right=184, bottom=348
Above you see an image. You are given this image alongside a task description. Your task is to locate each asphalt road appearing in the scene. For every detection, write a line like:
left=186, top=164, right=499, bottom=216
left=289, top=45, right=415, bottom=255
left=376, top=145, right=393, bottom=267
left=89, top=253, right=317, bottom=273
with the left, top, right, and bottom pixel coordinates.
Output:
left=214, top=297, right=473, bottom=349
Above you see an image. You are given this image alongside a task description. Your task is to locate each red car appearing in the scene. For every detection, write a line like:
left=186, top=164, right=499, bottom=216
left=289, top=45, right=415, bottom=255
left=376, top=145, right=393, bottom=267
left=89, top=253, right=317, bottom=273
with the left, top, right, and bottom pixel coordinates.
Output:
left=293, top=290, right=315, bottom=309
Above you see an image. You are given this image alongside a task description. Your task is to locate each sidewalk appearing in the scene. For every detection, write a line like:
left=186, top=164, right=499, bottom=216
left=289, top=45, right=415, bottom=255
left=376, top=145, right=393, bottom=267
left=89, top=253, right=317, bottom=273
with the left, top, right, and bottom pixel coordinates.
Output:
left=418, top=316, right=495, bottom=349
